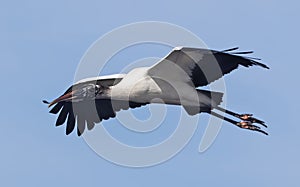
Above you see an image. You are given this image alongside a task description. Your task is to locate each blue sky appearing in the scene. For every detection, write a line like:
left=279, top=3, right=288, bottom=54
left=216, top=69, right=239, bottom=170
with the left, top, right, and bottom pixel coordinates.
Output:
left=1, top=0, right=299, bottom=186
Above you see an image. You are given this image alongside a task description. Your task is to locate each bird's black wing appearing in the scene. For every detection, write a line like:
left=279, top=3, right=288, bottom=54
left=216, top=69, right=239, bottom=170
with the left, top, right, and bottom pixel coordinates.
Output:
left=148, top=47, right=269, bottom=87
left=47, top=74, right=147, bottom=136
left=50, top=99, right=148, bottom=136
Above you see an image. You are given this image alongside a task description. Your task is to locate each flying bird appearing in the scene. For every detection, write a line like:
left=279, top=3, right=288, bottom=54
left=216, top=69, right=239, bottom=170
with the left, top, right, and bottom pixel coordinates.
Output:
left=44, top=47, right=269, bottom=136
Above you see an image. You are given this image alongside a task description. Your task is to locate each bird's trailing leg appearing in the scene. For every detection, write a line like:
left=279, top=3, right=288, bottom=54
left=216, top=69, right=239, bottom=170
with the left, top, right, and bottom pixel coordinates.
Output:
left=210, top=111, right=268, bottom=135
left=215, top=106, right=267, bottom=128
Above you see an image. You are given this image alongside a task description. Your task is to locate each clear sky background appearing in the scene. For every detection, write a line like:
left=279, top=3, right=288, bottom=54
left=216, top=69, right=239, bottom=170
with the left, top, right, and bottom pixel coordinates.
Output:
left=1, top=0, right=299, bottom=186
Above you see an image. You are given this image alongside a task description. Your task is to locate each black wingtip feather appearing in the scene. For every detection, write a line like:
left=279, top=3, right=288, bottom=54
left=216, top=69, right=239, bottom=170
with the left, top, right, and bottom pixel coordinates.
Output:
left=250, top=60, right=270, bottom=69
left=86, top=121, right=95, bottom=130
left=55, top=106, right=69, bottom=126
left=219, top=47, right=270, bottom=70
left=228, top=52, right=270, bottom=70
left=221, top=47, right=239, bottom=52
left=77, top=116, right=85, bottom=136
left=231, top=51, right=254, bottom=55
left=66, top=112, right=75, bottom=135
left=49, top=102, right=64, bottom=114
left=245, top=56, right=262, bottom=61
left=77, top=128, right=82, bottom=136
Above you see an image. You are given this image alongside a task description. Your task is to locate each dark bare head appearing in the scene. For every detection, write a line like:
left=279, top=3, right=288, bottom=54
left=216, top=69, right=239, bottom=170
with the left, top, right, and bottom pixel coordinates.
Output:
left=43, top=83, right=107, bottom=107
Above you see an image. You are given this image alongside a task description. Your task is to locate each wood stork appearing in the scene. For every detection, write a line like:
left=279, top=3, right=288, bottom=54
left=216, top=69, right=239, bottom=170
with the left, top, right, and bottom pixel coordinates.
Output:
left=44, top=47, right=269, bottom=136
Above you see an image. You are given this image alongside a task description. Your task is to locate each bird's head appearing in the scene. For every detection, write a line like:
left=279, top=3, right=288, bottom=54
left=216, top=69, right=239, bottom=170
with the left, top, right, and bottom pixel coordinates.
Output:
left=44, top=83, right=105, bottom=107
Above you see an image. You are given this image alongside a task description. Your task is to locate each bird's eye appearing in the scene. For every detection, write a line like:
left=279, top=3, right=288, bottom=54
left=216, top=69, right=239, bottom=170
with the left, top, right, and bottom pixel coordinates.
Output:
left=95, top=85, right=101, bottom=94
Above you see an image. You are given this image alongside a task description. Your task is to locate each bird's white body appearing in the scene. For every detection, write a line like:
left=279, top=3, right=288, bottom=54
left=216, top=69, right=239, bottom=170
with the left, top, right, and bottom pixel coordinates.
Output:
left=108, top=67, right=212, bottom=108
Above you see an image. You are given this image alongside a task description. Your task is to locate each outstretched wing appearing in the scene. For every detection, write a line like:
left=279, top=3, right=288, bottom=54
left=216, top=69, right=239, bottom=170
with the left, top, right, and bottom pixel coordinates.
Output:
left=148, top=47, right=269, bottom=87
left=48, top=74, right=149, bottom=136
left=50, top=99, right=148, bottom=136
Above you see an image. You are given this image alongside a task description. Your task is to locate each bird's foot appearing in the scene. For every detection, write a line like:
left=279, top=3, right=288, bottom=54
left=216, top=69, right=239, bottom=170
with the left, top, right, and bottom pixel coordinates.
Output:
left=237, top=121, right=268, bottom=135
left=237, top=114, right=267, bottom=128
left=238, top=114, right=253, bottom=120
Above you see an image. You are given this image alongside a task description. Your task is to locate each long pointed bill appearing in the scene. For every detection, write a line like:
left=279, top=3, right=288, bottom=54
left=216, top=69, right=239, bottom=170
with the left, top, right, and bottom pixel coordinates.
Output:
left=47, top=91, right=75, bottom=108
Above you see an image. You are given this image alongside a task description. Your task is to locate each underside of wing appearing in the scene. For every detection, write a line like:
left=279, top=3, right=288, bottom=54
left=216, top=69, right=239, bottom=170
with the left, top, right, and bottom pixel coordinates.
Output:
left=148, top=47, right=269, bottom=87
left=50, top=99, right=148, bottom=136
